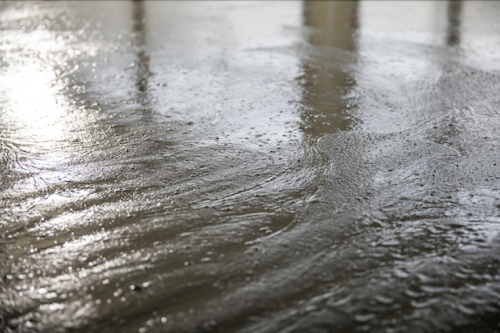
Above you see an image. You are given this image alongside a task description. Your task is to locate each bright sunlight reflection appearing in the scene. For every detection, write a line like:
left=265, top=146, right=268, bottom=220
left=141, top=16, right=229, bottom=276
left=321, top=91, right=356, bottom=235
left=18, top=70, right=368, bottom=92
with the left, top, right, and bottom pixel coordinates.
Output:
left=5, top=64, right=65, bottom=148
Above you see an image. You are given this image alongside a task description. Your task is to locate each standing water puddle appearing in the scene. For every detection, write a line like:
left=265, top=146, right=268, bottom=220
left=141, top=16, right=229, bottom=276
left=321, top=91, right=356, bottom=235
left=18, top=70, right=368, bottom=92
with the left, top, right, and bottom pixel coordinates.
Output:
left=1, top=1, right=500, bottom=332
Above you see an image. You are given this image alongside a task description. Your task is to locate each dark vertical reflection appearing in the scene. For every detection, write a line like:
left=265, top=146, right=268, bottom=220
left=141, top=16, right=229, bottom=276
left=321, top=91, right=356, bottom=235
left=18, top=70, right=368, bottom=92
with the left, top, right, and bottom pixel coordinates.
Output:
left=446, top=0, right=462, bottom=47
left=431, top=0, right=464, bottom=147
left=303, top=0, right=359, bottom=52
left=299, top=0, right=359, bottom=136
left=132, top=0, right=150, bottom=104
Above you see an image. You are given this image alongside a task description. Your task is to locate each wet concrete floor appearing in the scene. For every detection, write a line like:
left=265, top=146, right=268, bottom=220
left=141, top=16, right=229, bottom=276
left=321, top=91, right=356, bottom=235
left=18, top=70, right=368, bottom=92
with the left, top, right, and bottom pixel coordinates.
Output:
left=1, top=1, right=500, bottom=332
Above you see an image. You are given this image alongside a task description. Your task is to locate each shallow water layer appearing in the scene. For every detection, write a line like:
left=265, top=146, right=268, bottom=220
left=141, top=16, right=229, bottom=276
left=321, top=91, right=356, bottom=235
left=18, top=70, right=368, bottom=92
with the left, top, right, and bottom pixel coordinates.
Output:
left=1, top=1, right=500, bottom=332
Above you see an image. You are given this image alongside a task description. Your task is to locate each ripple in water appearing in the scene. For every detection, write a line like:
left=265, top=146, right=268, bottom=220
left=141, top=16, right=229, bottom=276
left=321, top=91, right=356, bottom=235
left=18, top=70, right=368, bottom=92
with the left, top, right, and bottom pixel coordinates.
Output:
left=1, top=1, right=500, bottom=333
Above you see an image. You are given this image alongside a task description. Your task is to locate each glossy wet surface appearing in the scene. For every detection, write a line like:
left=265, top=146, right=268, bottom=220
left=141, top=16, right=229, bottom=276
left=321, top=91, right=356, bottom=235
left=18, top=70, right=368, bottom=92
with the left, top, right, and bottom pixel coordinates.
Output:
left=1, top=1, right=500, bottom=332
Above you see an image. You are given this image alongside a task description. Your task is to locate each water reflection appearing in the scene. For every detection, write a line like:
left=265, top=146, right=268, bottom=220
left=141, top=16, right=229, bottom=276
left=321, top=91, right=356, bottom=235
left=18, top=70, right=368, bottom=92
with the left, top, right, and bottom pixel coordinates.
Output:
left=132, top=0, right=150, bottom=98
left=1, top=1, right=500, bottom=332
left=303, top=0, right=359, bottom=51
left=446, top=0, right=463, bottom=46
left=300, top=0, right=359, bottom=135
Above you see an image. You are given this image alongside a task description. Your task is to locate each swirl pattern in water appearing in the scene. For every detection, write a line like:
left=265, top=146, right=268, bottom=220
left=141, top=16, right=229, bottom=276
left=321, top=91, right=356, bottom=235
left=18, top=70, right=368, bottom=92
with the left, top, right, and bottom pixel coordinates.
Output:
left=1, top=1, right=500, bottom=332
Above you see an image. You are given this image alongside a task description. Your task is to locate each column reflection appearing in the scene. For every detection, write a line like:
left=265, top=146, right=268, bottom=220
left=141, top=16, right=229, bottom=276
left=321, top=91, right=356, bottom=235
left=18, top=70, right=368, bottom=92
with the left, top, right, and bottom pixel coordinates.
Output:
left=299, top=0, right=359, bottom=136
left=132, top=0, right=151, bottom=105
left=446, top=0, right=463, bottom=47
